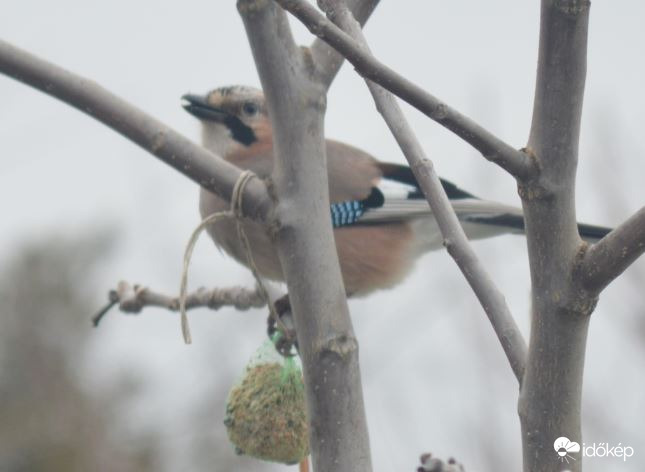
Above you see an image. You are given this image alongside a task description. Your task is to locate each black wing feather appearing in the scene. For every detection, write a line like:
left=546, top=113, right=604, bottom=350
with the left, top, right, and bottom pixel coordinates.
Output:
left=377, top=162, right=477, bottom=200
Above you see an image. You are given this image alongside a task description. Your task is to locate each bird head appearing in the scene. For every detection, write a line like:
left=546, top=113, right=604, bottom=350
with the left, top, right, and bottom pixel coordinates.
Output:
left=181, top=85, right=272, bottom=160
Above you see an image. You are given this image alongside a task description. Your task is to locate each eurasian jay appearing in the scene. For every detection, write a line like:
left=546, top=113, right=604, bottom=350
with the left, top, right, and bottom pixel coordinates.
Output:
left=182, top=85, right=610, bottom=297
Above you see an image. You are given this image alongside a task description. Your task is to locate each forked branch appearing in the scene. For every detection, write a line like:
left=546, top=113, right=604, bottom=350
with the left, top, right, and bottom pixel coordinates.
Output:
left=310, top=0, right=380, bottom=89
left=275, top=0, right=536, bottom=180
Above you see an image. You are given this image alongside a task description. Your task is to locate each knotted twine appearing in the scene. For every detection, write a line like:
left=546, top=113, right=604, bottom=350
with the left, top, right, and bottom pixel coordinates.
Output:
left=178, top=170, right=279, bottom=344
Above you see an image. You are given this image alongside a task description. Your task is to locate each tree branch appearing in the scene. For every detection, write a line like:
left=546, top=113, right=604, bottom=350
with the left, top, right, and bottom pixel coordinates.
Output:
left=238, top=1, right=373, bottom=471
left=92, top=281, right=266, bottom=326
left=0, top=39, right=272, bottom=221
left=275, top=0, right=535, bottom=180
left=310, top=0, right=380, bottom=90
left=579, top=206, right=645, bottom=293
left=518, top=2, right=592, bottom=471
left=319, top=0, right=526, bottom=382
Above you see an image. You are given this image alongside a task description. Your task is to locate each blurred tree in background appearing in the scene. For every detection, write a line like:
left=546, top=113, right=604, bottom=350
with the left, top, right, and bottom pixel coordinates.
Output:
left=0, top=231, right=279, bottom=471
left=0, top=232, right=161, bottom=471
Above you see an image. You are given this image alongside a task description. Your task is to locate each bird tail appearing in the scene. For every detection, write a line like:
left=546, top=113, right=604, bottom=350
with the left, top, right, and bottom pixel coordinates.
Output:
left=365, top=164, right=613, bottom=244
left=366, top=197, right=612, bottom=255
left=576, top=222, right=612, bottom=242
left=463, top=210, right=611, bottom=243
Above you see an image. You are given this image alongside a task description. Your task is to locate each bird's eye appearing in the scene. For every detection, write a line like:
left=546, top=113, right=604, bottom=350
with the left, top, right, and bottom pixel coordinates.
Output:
left=242, top=102, right=259, bottom=116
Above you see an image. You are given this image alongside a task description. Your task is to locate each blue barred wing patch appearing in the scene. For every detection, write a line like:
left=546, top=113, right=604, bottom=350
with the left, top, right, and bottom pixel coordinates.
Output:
left=331, top=200, right=365, bottom=228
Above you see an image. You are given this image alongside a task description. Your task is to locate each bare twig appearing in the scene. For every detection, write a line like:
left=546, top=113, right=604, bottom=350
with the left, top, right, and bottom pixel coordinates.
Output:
left=92, top=281, right=265, bottom=326
left=0, top=39, right=272, bottom=221
left=92, top=297, right=118, bottom=327
left=319, top=0, right=526, bottom=383
left=579, top=206, right=645, bottom=293
left=275, top=0, right=535, bottom=180
left=310, top=0, right=380, bottom=89
left=239, top=0, right=373, bottom=470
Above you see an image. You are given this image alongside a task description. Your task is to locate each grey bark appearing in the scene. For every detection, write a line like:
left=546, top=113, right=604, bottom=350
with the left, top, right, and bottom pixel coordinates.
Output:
left=518, top=2, right=592, bottom=471
left=238, top=1, right=373, bottom=471
left=310, top=0, right=380, bottom=89
left=317, top=0, right=526, bottom=382
left=105, top=282, right=265, bottom=314
left=580, top=206, right=645, bottom=293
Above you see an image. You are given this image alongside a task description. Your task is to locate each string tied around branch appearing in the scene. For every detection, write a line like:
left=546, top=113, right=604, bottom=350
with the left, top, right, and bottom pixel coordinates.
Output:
left=179, top=170, right=280, bottom=344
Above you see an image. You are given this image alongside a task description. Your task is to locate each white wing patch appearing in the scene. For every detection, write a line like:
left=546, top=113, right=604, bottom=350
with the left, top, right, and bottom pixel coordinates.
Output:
left=361, top=176, right=523, bottom=225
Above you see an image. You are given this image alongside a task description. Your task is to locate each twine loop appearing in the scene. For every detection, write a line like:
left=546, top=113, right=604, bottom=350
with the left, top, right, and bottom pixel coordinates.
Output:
left=179, top=171, right=280, bottom=344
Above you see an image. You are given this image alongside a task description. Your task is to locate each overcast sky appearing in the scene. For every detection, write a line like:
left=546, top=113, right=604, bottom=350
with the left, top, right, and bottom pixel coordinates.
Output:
left=2, top=2, right=644, bottom=470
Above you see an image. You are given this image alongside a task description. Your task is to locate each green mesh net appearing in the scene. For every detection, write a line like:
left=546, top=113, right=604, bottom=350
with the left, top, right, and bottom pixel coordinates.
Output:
left=224, top=338, right=309, bottom=465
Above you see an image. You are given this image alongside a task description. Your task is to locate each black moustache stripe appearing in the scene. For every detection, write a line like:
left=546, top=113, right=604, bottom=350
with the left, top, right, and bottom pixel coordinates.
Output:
left=224, top=115, right=257, bottom=146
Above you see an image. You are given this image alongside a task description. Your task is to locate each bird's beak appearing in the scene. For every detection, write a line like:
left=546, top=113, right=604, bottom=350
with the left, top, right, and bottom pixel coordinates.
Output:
left=181, top=93, right=228, bottom=123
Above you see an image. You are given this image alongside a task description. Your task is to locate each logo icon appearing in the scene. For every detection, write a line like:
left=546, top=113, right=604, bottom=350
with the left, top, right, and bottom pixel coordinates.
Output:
left=554, top=437, right=581, bottom=463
